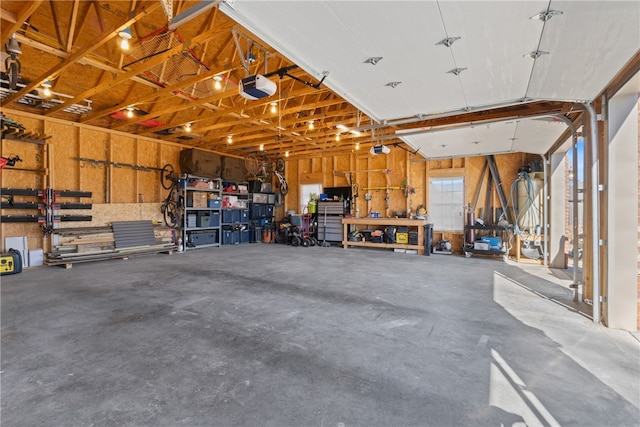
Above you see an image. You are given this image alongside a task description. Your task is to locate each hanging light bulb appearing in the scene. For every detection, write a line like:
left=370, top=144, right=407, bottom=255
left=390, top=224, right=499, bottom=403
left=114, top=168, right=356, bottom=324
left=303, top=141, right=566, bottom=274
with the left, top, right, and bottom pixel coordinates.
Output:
left=308, top=120, right=314, bottom=130
left=285, top=151, right=290, bottom=157
left=42, top=80, right=52, bottom=97
left=259, top=143, right=264, bottom=151
left=355, top=142, right=360, bottom=150
left=227, top=135, right=233, bottom=144
left=270, top=102, right=277, bottom=114
left=335, top=134, right=340, bottom=141
left=126, top=106, right=135, bottom=118
left=184, top=122, right=192, bottom=132
left=119, top=28, right=132, bottom=50
left=213, top=75, right=222, bottom=90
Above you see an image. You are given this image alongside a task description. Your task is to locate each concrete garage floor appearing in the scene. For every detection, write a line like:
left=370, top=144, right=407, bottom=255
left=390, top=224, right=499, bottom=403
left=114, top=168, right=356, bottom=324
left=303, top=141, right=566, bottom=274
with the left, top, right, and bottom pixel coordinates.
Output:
left=2, top=245, right=639, bottom=427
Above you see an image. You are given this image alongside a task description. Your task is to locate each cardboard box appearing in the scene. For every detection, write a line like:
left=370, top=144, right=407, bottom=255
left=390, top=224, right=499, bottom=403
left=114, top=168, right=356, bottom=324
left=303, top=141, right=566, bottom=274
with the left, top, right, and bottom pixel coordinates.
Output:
left=192, top=193, right=208, bottom=208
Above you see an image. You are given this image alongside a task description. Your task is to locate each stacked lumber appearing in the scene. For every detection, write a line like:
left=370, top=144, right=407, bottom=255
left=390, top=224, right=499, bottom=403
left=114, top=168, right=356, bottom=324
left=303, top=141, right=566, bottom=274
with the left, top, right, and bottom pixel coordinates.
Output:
left=46, top=222, right=176, bottom=268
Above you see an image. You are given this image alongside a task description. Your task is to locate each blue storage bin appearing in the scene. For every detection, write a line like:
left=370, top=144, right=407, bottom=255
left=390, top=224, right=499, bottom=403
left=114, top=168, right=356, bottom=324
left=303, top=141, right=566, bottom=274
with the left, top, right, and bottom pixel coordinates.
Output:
left=208, top=199, right=221, bottom=208
left=190, top=230, right=217, bottom=246
left=210, top=211, right=220, bottom=227
left=481, top=237, right=502, bottom=249
left=222, top=228, right=239, bottom=245
left=222, top=209, right=241, bottom=224
left=241, top=209, right=249, bottom=222
left=240, top=229, right=250, bottom=243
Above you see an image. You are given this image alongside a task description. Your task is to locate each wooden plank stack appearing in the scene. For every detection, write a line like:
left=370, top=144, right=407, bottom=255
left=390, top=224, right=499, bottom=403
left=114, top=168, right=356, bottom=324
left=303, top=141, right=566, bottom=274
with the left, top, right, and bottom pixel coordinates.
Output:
left=46, top=221, right=176, bottom=268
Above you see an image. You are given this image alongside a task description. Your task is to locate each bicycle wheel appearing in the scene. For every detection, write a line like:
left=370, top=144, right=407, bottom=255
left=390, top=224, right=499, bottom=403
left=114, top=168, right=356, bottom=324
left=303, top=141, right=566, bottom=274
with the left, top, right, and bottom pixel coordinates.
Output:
left=279, top=178, right=289, bottom=196
left=244, top=153, right=259, bottom=176
left=8, top=61, right=18, bottom=90
left=275, top=157, right=286, bottom=173
left=160, top=164, right=175, bottom=190
left=162, top=200, right=179, bottom=228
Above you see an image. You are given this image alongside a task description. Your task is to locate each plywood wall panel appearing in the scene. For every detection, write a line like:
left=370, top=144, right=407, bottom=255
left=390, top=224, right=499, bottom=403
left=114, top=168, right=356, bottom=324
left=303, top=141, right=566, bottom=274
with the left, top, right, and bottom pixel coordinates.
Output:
left=78, top=128, right=109, bottom=203
left=409, top=157, right=426, bottom=214
left=353, top=156, right=368, bottom=217
left=0, top=139, right=43, bottom=189
left=285, top=158, right=299, bottom=214
left=321, top=157, right=333, bottom=185
left=46, top=120, right=79, bottom=191
left=85, top=203, right=164, bottom=226
left=110, top=134, right=137, bottom=203
left=333, top=155, right=351, bottom=187
left=137, top=140, right=161, bottom=203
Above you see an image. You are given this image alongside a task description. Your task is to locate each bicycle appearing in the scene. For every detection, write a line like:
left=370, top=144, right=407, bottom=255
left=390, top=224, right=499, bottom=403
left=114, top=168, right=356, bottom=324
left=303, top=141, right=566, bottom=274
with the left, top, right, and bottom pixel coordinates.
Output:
left=0, top=154, right=22, bottom=172
left=4, top=35, right=22, bottom=90
left=244, top=154, right=288, bottom=195
left=159, top=163, right=182, bottom=229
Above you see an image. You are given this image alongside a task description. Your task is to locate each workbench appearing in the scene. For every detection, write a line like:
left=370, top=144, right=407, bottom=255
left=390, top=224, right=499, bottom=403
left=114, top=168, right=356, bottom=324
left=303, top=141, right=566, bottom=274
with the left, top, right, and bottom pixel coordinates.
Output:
left=342, top=217, right=432, bottom=255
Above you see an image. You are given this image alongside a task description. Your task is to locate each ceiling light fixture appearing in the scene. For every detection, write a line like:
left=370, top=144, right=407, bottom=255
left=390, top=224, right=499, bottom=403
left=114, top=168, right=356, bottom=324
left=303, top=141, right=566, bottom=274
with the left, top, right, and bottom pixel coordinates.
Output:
left=184, top=122, right=192, bottom=132
left=447, top=68, right=467, bottom=76
left=42, top=80, right=52, bottom=97
left=530, top=10, right=563, bottom=21
left=335, top=134, right=340, bottom=141
left=285, top=151, right=290, bottom=157
left=213, top=75, right=222, bottom=90
left=308, top=120, right=314, bottom=130
left=259, top=143, right=264, bottom=151
left=355, top=142, right=360, bottom=151
left=385, top=81, right=402, bottom=88
left=126, top=106, right=135, bottom=118
left=436, top=36, right=461, bottom=47
left=364, top=56, right=383, bottom=65
left=119, top=28, right=132, bottom=50
left=336, top=124, right=348, bottom=131
left=270, top=102, right=277, bottom=114
left=227, top=135, right=233, bottom=144
left=526, top=50, right=549, bottom=59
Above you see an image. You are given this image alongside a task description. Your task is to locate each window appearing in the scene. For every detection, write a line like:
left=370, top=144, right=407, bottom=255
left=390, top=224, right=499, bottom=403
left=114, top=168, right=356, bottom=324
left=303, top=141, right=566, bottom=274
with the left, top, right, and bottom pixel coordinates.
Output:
left=300, top=183, right=322, bottom=214
left=429, top=177, right=464, bottom=231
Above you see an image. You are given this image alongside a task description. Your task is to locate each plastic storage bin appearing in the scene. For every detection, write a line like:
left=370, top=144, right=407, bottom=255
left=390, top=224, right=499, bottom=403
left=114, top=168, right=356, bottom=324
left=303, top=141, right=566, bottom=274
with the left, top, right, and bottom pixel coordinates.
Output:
left=210, top=211, right=220, bottom=227
left=190, top=230, right=217, bottom=246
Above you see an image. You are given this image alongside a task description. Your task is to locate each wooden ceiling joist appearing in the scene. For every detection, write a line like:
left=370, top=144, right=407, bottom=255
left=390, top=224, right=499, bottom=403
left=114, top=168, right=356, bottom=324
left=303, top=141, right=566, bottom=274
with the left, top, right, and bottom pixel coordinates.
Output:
left=3, top=1, right=161, bottom=106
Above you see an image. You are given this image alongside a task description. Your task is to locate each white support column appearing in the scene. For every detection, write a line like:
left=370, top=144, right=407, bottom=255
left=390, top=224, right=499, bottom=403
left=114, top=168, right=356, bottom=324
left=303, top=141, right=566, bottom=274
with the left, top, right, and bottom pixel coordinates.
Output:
left=606, top=92, right=639, bottom=330
left=549, top=151, right=568, bottom=268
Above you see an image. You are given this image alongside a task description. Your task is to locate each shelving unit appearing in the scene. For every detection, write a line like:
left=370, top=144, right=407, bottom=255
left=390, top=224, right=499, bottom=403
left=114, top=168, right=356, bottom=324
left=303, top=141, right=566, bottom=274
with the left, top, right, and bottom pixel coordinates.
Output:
left=181, top=175, right=222, bottom=250
left=221, top=181, right=250, bottom=245
left=248, top=192, right=276, bottom=243
left=463, top=224, right=512, bottom=260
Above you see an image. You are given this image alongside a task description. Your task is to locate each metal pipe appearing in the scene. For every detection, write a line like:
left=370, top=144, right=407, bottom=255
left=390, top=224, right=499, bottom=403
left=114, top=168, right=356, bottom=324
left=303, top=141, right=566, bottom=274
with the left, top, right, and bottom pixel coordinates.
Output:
left=583, top=101, right=600, bottom=324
